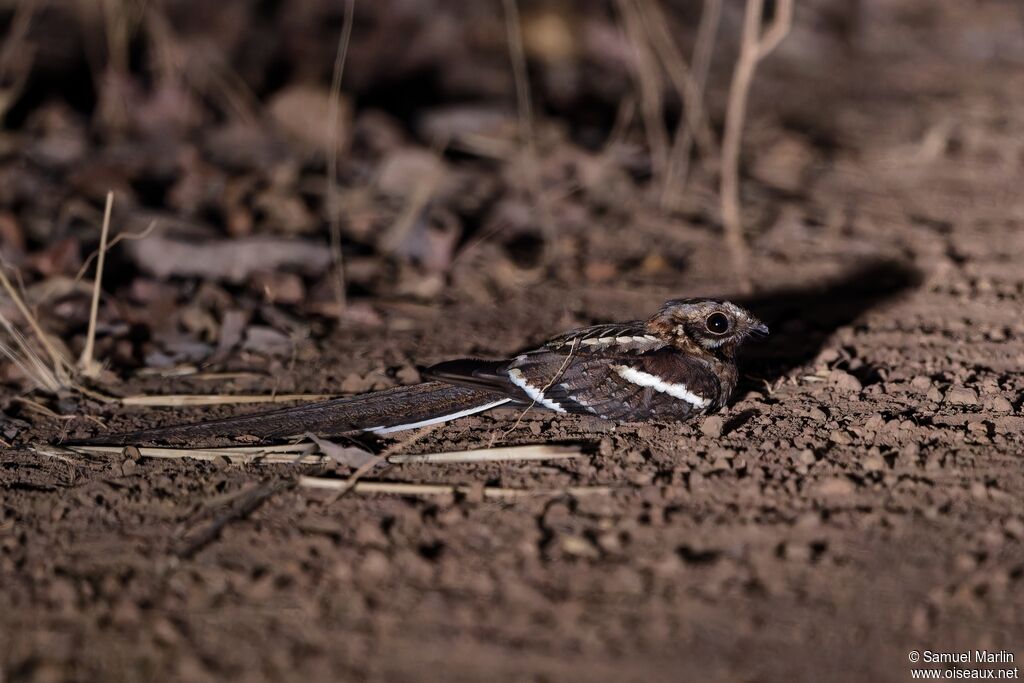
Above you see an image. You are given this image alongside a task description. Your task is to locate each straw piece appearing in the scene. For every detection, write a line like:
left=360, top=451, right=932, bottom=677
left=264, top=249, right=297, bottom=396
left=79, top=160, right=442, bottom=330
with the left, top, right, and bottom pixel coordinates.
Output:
left=298, top=477, right=612, bottom=499
left=52, top=443, right=581, bottom=467
left=40, top=443, right=320, bottom=464
left=388, top=444, right=580, bottom=464
left=118, top=393, right=336, bottom=407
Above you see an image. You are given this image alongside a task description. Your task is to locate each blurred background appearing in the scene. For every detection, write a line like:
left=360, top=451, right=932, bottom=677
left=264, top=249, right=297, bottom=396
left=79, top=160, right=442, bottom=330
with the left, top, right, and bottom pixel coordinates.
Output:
left=0, top=0, right=1019, bottom=382
left=1, top=1, right=1023, bottom=681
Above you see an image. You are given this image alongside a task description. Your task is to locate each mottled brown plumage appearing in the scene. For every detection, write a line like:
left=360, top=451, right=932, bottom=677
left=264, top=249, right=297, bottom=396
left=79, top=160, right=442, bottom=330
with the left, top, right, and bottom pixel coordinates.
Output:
left=70, top=299, right=767, bottom=446
left=430, top=298, right=766, bottom=422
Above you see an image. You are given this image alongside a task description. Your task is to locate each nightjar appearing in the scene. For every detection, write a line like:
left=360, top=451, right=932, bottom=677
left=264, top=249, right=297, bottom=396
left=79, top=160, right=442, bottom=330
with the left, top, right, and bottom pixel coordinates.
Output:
left=73, top=299, right=768, bottom=445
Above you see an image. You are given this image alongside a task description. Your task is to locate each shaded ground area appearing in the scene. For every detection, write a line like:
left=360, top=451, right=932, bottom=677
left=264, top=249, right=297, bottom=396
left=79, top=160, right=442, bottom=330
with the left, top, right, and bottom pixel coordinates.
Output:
left=1, top=1, right=1023, bottom=681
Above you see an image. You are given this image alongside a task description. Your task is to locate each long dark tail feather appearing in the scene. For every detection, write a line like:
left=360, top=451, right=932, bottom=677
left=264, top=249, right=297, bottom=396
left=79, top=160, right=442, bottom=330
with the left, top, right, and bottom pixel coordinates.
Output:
left=423, top=358, right=517, bottom=394
left=65, top=382, right=512, bottom=447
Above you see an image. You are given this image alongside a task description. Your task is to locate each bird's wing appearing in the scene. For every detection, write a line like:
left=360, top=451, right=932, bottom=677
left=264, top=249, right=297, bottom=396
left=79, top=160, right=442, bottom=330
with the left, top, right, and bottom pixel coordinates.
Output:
left=423, top=321, right=663, bottom=403
left=425, top=320, right=720, bottom=422
left=508, top=348, right=722, bottom=421
left=541, top=321, right=666, bottom=353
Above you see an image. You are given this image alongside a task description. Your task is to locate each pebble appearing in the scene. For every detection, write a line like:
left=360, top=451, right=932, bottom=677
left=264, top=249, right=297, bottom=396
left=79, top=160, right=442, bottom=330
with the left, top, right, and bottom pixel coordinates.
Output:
left=815, top=477, right=856, bottom=497
left=798, top=449, right=817, bottom=466
left=794, top=511, right=821, bottom=528
left=862, top=454, right=885, bottom=471
left=700, top=415, right=724, bottom=438
left=1003, top=518, right=1024, bottom=539
left=358, top=550, right=392, bottom=580
left=815, top=348, right=841, bottom=365
left=990, top=396, right=1013, bottom=413
left=828, top=429, right=853, bottom=445
left=395, top=365, right=421, bottom=384
left=828, top=369, right=863, bottom=393
left=863, top=413, right=885, bottom=432
left=966, top=421, right=989, bottom=435
left=910, top=375, right=933, bottom=391
left=560, top=535, right=599, bottom=559
left=341, top=372, right=374, bottom=393
left=945, top=386, right=979, bottom=406
left=782, top=542, right=812, bottom=562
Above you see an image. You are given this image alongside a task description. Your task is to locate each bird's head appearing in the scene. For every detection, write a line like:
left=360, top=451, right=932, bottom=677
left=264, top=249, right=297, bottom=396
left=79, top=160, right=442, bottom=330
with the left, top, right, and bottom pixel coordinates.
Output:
left=646, top=298, right=769, bottom=357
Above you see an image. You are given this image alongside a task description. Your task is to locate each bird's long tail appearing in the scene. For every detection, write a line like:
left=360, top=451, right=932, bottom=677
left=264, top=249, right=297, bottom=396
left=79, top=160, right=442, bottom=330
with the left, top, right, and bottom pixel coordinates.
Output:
left=67, top=382, right=513, bottom=446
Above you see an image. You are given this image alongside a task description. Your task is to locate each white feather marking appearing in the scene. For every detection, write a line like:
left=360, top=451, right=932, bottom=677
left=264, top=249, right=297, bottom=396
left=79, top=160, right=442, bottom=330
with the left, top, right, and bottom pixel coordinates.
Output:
left=508, top=368, right=566, bottom=413
left=367, top=398, right=512, bottom=434
left=613, top=365, right=710, bottom=409
left=578, top=335, right=660, bottom=348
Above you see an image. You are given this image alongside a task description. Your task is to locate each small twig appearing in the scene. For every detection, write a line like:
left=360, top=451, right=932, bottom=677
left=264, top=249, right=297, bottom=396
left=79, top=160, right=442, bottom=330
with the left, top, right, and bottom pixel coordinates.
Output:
left=616, top=0, right=669, bottom=188
left=637, top=0, right=718, bottom=165
left=175, top=477, right=298, bottom=558
left=492, top=337, right=579, bottom=446
left=0, top=0, right=37, bottom=119
left=325, top=422, right=443, bottom=505
left=53, top=443, right=581, bottom=466
left=78, top=191, right=114, bottom=378
left=503, top=0, right=535, bottom=157
left=601, top=95, right=637, bottom=156
left=299, top=478, right=613, bottom=500
left=325, top=0, right=355, bottom=313
left=720, top=0, right=794, bottom=294
left=15, top=397, right=106, bottom=428
left=73, top=218, right=157, bottom=284
left=661, top=0, right=722, bottom=202
left=117, top=393, right=336, bottom=407
left=389, top=444, right=580, bottom=464
left=502, top=0, right=554, bottom=256
left=378, top=176, right=436, bottom=253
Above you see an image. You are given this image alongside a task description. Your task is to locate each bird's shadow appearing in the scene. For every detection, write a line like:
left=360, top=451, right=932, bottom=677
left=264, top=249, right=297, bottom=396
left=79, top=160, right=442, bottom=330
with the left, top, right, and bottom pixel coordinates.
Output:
left=734, top=258, right=923, bottom=391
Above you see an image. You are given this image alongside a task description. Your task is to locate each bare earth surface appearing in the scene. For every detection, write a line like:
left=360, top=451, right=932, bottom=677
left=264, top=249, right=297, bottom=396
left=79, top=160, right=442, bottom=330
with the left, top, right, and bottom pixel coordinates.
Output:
left=1, top=2, right=1023, bottom=682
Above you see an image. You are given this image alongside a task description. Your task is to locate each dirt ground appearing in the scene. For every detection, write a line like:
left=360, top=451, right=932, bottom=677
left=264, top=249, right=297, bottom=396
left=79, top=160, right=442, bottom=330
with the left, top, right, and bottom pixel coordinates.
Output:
left=1, top=1, right=1022, bottom=681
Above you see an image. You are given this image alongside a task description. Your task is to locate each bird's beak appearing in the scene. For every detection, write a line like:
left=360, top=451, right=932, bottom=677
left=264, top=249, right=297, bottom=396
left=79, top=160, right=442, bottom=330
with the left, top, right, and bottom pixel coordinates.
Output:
left=750, top=320, right=770, bottom=337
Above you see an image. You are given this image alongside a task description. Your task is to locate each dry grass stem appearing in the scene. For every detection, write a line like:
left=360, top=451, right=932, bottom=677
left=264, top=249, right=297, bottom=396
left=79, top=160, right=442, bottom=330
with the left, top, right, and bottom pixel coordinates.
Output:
left=117, top=393, right=336, bottom=407
left=0, top=264, right=71, bottom=388
left=503, top=0, right=536, bottom=160
left=659, top=0, right=722, bottom=202
left=324, top=423, right=443, bottom=503
left=55, top=442, right=581, bottom=467
left=502, top=0, right=553, bottom=257
left=74, top=218, right=157, bottom=284
left=326, top=0, right=355, bottom=312
left=493, top=338, right=578, bottom=446
left=616, top=0, right=669, bottom=188
left=379, top=177, right=437, bottom=252
left=0, top=0, right=37, bottom=119
left=387, top=444, right=581, bottom=464
left=720, top=0, right=793, bottom=294
left=299, top=477, right=613, bottom=499
left=0, top=321, right=61, bottom=393
left=45, top=443, right=323, bottom=464
left=637, top=0, right=717, bottom=163
left=78, top=190, right=114, bottom=378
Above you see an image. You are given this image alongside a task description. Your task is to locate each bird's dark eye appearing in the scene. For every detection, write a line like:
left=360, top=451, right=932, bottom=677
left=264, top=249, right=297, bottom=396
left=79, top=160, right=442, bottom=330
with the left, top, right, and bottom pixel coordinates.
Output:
left=705, top=312, right=730, bottom=334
